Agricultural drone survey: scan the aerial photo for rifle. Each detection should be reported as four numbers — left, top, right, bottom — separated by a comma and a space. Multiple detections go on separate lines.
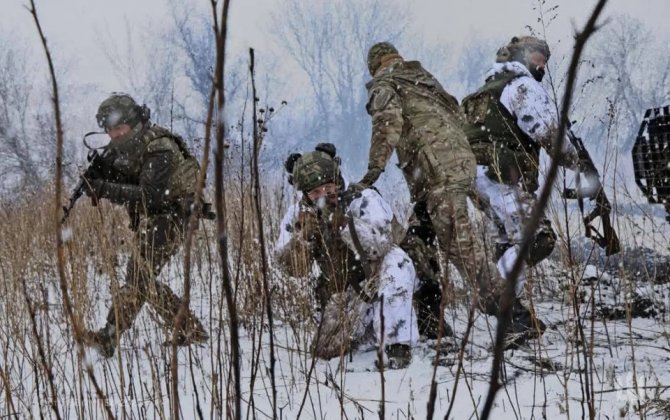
61, 132, 115, 224
563, 128, 621, 255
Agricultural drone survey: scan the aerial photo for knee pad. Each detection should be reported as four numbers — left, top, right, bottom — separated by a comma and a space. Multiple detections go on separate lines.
525, 228, 556, 266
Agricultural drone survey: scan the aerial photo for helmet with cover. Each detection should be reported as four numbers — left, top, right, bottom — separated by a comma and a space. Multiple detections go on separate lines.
367, 41, 399, 76
96, 93, 150, 130
286, 143, 342, 193
496, 36, 550, 81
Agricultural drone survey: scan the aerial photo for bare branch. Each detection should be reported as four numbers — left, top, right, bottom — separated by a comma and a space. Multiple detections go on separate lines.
479, 1, 609, 419
249, 47, 278, 419
27, 0, 115, 419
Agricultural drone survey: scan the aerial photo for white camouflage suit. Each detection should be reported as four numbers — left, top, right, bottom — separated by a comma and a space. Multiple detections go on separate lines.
474, 61, 579, 294
275, 188, 419, 359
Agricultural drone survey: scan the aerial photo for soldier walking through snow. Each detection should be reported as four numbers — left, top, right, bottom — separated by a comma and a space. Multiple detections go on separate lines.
81, 93, 209, 357
461, 36, 598, 339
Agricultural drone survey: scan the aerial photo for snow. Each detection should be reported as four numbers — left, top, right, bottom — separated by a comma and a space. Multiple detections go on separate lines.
60, 226, 73, 242
2, 209, 669, 419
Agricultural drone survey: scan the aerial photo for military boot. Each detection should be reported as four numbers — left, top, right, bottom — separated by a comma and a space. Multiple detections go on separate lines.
505, 299, 546, 349
415, 280, 453, 339
417, 308, 454, 339
82, 325, 117, 358
384, 343, 412, 369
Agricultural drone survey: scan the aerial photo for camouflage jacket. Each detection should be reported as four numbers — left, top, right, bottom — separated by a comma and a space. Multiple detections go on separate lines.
96, 123, 199, 221
362, 59, 475, 200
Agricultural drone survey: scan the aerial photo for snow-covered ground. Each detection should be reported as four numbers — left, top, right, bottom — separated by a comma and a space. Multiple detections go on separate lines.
1, 208, 669, 419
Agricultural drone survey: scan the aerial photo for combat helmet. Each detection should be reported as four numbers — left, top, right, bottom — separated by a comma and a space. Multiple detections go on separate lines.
496, 36, 550, 81
96, 92, 151, 130
285, 143, 342, 193
367, 42, 399, 76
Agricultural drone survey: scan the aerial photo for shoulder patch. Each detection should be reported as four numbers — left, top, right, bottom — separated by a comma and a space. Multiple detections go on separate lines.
367, 85, 396, 114
373, 87, 393, 111
146, 136, 179, 154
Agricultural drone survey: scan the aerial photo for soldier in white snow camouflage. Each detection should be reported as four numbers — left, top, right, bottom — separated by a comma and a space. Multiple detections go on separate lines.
275, 143, 419, 369
462, 36, 593, 342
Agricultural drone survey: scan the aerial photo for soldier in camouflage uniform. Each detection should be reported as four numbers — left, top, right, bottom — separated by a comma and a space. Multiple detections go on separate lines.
352, 42, 504, 334
276, 143, 419, 369
461, 36, 590, 338
82, 93, 209, 357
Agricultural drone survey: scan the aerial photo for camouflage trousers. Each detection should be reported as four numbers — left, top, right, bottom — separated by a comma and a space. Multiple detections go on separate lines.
105, 213, 205, 340
475, 166, 556, 295
313, 247, 419, 359
399, 201, 442, 334
403, 144, 503, 315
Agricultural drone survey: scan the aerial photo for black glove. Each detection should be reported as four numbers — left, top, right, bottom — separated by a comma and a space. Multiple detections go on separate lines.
338, 183, 365, 208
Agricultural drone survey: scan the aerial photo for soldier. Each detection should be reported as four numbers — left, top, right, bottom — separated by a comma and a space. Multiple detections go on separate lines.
351, 42, 535, 341
461, 36, 593, 332
82, 93, 209, 357
276, 143, 419, 369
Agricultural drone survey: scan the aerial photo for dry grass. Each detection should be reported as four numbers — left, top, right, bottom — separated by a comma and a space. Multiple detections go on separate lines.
1, 177, 669, 418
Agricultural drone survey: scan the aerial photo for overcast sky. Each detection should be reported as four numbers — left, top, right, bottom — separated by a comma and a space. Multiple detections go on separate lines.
3, 0, 668, 94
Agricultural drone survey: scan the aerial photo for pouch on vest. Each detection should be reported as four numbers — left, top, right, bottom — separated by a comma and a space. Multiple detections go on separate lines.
485, 145, 537, 188
463, 93, 495, 165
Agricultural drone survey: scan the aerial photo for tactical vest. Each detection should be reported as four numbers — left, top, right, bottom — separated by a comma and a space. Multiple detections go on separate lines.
146, 126, 200, 205
462, 72, 541, 192
105, 124, 200, 212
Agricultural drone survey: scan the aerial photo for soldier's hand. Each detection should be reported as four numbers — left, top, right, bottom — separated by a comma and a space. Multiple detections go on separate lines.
338, 183, 365, 208
579, 167, 602, 198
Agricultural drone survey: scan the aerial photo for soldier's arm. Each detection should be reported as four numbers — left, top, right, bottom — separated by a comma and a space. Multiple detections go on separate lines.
502, 77, 579, 169
359, 84, 403, 187
275, 203, 316, 277
342, 189, 395, 260
96, 137, 178, 212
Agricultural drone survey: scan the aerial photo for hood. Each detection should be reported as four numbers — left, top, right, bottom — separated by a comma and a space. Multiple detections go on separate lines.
485, 61, 532, 79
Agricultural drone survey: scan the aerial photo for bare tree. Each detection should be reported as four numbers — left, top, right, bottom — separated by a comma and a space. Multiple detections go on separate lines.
584, 15, 670, 152
272, 0, 409, 173
0, 34, 76, 197
449, 37, 501, 100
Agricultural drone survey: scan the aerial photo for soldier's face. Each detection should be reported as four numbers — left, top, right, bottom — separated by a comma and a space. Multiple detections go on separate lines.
527, 51, 547, 69
107, 124, 132, 142
307, 183, 339, 208
527, 51, 547, 82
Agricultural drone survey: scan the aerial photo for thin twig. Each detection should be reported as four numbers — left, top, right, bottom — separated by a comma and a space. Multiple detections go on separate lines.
426, 226, 453, 419
210, 1, 241, 419
27, 1, 115, 418
444, 300, 478, 420
377, 297, 385, 420
479, 1, 609, 418
249, 47, 278, 419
